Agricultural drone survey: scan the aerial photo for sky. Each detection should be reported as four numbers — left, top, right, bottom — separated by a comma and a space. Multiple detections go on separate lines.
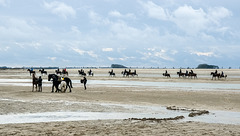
0, 0, 240, 68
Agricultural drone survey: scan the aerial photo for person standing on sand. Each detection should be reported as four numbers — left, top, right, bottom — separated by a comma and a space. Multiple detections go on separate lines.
38, 76, 42, 92
81, 77, 87, 90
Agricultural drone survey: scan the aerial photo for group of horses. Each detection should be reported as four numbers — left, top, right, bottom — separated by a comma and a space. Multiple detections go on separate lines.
78, 69, 94, 76
176, 71, 197, 79
29, 68, 228, 93
29, 69, 73, 93
210, 72, 227, 80
162, 70, 227, 80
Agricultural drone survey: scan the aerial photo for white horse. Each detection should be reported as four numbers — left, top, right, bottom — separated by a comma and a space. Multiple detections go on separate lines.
59, 80, 67, 92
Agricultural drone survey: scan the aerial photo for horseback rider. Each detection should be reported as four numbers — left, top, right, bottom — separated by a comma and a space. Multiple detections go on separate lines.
215, 70, 218, 74
89, 69, 92, 74
190, 70, 193, 74
180, 69, 182, 74
165, 70, 168, 74
221, 71, 224, 77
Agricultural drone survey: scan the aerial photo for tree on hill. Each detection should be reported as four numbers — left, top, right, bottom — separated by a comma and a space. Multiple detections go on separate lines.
111, 64, 127, 68
196, 64, 219, 69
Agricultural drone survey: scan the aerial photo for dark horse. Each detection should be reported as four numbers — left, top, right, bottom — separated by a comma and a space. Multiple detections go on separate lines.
163, 73, 171, 78
122, 70, 138, 77
210, 72, 227, 80
186, 72, 197, 79
78, 70, 86, 76
88, 70, 94, 76
48, 74, 73, 93
210, 72, 220, 80
32, 73, 39, 92
39, 69, 47, 75
27, 69, 35, 76
109, 71, 116, 77
55, 69, 62, 75
177, 72, 185, 78
62, 70, 68, 76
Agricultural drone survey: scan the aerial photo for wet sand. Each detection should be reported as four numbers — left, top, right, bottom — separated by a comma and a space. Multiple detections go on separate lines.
0, 69, 240, 135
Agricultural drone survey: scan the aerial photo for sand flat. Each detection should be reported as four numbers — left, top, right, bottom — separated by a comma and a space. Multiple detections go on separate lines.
0, 69, 240, 135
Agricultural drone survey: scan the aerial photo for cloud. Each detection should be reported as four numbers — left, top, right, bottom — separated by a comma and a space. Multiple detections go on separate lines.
171, 5, 208, 34
72, 48, 98, 58
47, 57, 56, 61
139, 48, 174, 61
107, 56, 135, 61
43, 1, 76, 19
208, 7, 232, 25
108, 10, 136, 19
140, 1, 169, 20
102, 48, 113, 52
88, 11, 110, 25
191, 51, 214, 57
0, 17, 52, 40
0, 46, 9, 51
0, 0, 7, 6
140, 2, 232, 35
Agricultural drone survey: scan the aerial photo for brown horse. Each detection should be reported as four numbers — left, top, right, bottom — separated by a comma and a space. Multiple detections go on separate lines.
32, 73, 39, 92
62, 69, 68, 76
177, 72, 185, 78
39, 69, 47, 75
187, 73, 197, 79
27, 69, 35, 76
55, 69, 62, 75
210, 72, 220, 80
163, 73, 171, 78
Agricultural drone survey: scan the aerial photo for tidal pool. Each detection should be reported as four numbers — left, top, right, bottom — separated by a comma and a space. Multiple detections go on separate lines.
0, 103, 239, 125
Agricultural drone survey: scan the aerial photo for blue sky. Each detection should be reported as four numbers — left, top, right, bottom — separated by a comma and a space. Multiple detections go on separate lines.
0, 0, 240, 68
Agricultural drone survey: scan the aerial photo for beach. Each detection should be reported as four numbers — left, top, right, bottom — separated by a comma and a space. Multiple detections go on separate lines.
0, 68, 240, 135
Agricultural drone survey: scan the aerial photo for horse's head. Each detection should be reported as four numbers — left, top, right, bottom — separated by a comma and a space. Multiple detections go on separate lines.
210, 72, 214, 75
48, 74, 54, 81
27, 69, 30, 71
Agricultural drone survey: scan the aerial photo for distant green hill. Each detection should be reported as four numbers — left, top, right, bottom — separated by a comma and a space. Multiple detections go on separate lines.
111, 64, 127, 68
196, 64, 219, 69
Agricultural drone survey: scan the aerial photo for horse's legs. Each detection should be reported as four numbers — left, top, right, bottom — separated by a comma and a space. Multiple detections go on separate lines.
35, 84, 37, 91
52, 85, 54, 93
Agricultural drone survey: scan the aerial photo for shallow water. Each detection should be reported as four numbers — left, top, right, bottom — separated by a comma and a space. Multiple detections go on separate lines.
0, 79, 240, 92
0, 103, 239, 125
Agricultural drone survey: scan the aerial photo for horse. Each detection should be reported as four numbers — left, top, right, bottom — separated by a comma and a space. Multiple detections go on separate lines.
220, 74, 227, 79
27, 69, 35, 76
109, 71, 116, 77
39, 69, 47, 75
88, 70, 94, 76
59, 81, 67, 92
78, 70, 86, 76
177, 72, 185, 78
125, 70, 138, 77
32, 73, 38, 92
62, 70, 68, 76
121, 70, 128, 77
210, 72, 220, 80
48, 74, 73, 93
187, 72, 197, 79
55, 69, 62, 75
163, 73, 171, 78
